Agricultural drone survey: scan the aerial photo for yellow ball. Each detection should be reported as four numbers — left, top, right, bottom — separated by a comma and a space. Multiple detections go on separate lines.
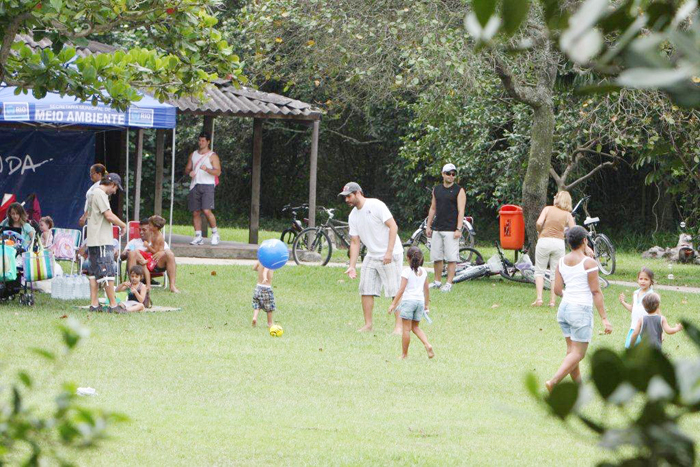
269, 325, 284, 337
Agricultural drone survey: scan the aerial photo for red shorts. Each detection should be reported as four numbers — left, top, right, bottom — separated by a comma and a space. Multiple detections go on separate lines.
139, 251, 158, 272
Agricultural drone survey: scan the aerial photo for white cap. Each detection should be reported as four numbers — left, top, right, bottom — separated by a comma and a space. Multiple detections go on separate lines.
442, 163, 457, 173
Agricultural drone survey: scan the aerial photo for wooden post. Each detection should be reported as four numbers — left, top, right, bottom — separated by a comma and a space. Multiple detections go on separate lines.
133, 129, 144, 221
249, 118, 263, 244
308, 120, 320, 229
154, 129, 165, 216
203, 115, 215, 148
116, 129, 127, 218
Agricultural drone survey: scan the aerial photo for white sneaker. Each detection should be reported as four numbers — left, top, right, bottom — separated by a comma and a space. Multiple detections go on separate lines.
211, 233, 220, 246
190, 236, 204, 245
440, 283, 452, 293
429, 281, 442, 289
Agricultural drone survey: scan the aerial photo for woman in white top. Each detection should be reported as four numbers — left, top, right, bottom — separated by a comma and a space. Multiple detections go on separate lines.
546, 226, 612, 392
388, 246, 434, 359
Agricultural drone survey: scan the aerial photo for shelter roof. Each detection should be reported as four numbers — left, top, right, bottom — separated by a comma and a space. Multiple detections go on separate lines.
16, 34, 322, 122
17, 33, 119, 57
170, 81, 322, 121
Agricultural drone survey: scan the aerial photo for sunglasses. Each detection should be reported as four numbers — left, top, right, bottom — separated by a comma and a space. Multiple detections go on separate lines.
444, 171, 456, 176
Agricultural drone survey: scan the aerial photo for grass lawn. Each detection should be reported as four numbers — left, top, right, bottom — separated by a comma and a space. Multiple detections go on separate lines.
1, 253, 699, 466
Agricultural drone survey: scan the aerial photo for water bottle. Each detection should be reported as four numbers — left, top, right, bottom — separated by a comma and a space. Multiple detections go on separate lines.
71, 275, 79, 300
84, 275, 91, 300
56, 274, 65, 300
64, 274, 73, 300
51, 275, 62, 299
81, 275, 90, 299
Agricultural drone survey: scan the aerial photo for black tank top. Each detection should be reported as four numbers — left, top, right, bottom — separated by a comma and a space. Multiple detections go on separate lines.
433, 183, 462, 231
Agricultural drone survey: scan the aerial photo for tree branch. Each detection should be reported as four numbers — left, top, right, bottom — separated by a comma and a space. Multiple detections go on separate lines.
492, 55, 542, 107
549, 167, 564, 189
325, 128, 383, 145
0, 13, 33, 82
564, 161, 615, 191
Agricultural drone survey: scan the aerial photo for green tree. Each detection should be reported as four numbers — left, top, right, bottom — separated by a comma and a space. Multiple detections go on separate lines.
1, 0, 245, 110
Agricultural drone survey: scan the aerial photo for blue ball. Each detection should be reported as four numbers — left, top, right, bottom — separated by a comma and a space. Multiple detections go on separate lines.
257, 239, 289, 270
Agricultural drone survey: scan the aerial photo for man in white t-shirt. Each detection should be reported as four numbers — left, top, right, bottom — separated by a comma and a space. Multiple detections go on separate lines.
341, 182, 404, 334
79, 163, 107, 227
184, 131, 221, 246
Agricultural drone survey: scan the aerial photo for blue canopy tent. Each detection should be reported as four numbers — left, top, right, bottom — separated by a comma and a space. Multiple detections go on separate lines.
0, 85, 178, 243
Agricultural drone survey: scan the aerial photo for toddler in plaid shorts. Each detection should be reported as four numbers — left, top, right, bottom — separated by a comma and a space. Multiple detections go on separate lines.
252, 261, 276, 328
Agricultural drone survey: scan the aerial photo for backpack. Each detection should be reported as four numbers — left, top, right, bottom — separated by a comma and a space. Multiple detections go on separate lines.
21, 193, 41, 224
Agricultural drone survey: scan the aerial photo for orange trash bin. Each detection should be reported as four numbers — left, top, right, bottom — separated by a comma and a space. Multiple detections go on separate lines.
499, 205, 525, 250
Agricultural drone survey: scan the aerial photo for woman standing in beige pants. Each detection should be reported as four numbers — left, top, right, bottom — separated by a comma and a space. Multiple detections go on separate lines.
532, 191, 575, 307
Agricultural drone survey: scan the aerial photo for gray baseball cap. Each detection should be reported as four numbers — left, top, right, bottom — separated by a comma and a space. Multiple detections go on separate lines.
339, 182, 362, 196
104, 173, 124, 191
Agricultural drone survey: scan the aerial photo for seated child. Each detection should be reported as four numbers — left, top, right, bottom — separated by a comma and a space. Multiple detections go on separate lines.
252, 261, 275, 328
115, 265, 151, 312
629, 292, 683, 349
39, 216, 54, 248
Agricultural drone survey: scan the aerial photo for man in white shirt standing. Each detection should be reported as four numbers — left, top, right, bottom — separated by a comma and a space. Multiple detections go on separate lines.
341, 182, 404, 334
184, 131, 221, 246
79, 163, 107, 227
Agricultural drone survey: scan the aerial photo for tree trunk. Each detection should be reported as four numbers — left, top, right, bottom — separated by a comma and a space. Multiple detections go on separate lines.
522, 103, 555, 255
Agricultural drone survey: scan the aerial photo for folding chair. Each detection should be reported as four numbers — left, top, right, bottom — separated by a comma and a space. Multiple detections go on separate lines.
113, 225, 123, 279
50, 228, 82, 274
125, 220, 168, 289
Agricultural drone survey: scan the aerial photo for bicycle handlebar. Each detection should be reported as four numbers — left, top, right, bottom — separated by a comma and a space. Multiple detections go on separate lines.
282, 203, 310, 213
571, 195, 591, 216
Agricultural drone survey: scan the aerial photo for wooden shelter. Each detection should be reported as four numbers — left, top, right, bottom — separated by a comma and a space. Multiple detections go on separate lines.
169, 82, 323, 243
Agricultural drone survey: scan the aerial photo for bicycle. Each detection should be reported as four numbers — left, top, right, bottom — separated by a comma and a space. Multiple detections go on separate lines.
292, 206, 366, 266
571, 195, 616, 275
279, 204, 308, 245
494, 241, 609, 289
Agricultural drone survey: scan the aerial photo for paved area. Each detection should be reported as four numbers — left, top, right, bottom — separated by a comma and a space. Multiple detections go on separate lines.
608, 280, 700, 294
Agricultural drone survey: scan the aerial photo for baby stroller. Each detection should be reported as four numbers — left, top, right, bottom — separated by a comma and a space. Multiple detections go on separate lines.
0, 228, 35, 306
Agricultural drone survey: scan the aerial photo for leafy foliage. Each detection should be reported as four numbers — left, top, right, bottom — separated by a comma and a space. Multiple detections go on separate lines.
1, 0, 245, 110
468, 0, 700, 107
0, 319, 126, 465
527, 320, 700, 466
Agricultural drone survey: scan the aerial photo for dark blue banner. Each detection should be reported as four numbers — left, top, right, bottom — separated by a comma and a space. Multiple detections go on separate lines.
0, 129, 94, 229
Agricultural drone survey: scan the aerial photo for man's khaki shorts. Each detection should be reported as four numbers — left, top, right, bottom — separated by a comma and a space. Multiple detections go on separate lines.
430, 231, 460, 262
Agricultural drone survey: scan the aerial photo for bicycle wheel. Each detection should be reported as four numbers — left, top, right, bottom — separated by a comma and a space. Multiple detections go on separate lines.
458, 247, 483, 266
598, 275, 610, 289
406, 234, 431, 264
280, 229, 297, 245
459, 231, 475, 249
292, 228, 332, 266
593, 234, 616, 275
